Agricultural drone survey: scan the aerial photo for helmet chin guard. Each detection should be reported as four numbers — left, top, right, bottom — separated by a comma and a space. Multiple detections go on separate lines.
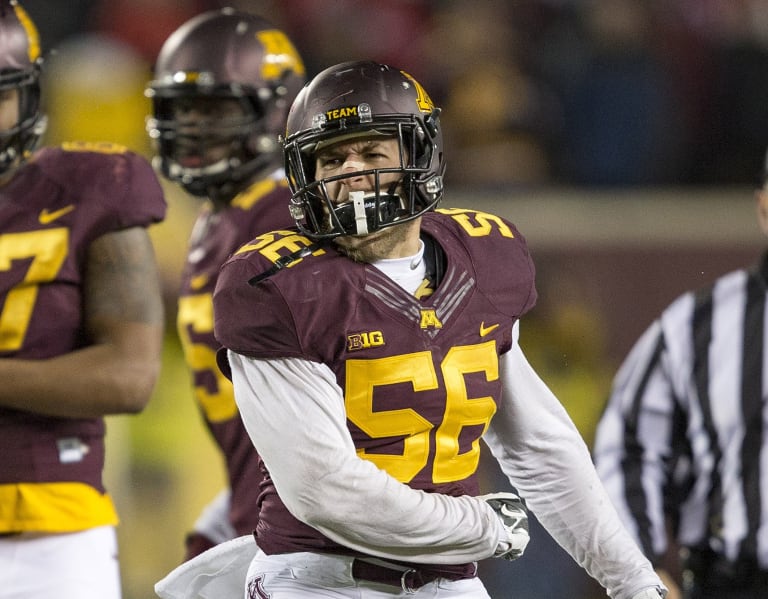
335, 191, 403, 236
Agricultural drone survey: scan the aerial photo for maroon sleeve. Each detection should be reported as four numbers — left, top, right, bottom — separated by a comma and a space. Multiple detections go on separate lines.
213, 255, 304, 361
33, 145, 166, 232
426, 209, 537, 320
101, 150, 167, 229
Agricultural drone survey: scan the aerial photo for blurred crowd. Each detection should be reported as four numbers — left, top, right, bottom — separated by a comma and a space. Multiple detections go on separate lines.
24, 0, 768, 189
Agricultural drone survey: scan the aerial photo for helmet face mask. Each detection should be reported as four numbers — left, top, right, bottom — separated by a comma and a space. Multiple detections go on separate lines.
0, 0, 47, 177
283, 61, 444, 240
148, 91, 266, 194
146, 8, 305, 199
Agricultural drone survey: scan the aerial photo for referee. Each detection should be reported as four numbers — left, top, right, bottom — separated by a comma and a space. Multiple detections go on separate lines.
593, 171, 768, 599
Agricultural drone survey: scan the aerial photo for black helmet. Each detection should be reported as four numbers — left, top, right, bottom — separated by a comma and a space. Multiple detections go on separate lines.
283, 60, 444, 239
146, 8, 305, 198
0, 0, 46, 176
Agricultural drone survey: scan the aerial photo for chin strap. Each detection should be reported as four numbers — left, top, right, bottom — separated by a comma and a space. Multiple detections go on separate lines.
350, 191, 369, 235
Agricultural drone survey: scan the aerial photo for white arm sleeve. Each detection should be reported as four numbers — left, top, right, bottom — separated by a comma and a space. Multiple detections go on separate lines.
228, 350, 504, 564
484, 325, 664, 599
191, 488, 237, 545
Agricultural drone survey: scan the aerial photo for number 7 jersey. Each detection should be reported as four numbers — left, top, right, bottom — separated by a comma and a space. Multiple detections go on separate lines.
213, 208, 537, 554
0, 144, 166, 533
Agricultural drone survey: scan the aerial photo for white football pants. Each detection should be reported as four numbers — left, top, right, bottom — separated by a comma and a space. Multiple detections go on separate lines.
245, 550, 492, 598
0, 525, 121, 599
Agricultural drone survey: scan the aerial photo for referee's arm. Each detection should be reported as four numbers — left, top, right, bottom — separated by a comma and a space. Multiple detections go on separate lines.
594, 319, 683, 593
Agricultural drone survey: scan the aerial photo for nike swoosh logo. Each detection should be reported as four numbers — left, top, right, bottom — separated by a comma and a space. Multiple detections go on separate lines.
39, 204, 75, 224
480, 322, 499, 337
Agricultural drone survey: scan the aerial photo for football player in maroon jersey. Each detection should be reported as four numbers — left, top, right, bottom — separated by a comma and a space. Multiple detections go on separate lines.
0, 1, 166, 598
145, 8, 306, 561
158, 62, 667, 598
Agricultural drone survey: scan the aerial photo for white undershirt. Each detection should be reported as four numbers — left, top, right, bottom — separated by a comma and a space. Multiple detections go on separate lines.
227, 274, 663, 598
370, 238, 425, 295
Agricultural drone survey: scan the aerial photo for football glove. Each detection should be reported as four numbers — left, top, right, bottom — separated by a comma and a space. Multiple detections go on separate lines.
630, 588, 667, 599
478, 492, 529, 561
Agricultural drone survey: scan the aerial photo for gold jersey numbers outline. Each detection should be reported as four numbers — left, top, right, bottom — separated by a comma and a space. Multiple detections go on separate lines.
437, 208, 515, 238
177, 292, 237, 422
0, 228, 69, 351
345, 340, 498, 484
236, 230, 324, 266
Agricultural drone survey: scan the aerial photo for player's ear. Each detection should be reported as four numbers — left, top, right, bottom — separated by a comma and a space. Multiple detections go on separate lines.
755, 186, 768, 235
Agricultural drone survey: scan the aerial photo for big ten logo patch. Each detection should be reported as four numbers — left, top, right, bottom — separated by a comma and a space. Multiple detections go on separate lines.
347, 330, 385, 352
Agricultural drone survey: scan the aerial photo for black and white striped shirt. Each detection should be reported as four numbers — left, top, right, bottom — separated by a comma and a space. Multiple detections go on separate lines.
593, 252, 768, 571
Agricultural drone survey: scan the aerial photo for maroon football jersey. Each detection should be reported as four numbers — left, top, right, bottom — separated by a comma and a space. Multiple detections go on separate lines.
0, 142, 166, 532
176, 175, 295, 537
213, 207, 537, 560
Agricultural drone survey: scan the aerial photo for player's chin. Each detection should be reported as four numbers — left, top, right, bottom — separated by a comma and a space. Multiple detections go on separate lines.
334, 230, 389, 263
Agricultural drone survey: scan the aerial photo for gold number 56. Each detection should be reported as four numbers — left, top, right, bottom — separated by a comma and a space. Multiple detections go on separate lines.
345, 340, 498, 484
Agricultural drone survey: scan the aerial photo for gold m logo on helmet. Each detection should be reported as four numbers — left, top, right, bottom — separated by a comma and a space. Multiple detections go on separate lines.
419, 309, 443, 330
257, 30, 306, 79
347, 330, 385, 351
401, 71, 435, 114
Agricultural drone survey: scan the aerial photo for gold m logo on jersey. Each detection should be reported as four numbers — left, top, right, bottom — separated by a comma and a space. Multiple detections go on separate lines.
348, 330, 385, 351
419, 309, 443, 330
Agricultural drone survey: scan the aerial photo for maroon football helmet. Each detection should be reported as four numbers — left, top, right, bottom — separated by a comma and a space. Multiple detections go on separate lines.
146, 8, 306, 199
283, 61, 444, 239
0, 0, 46, 176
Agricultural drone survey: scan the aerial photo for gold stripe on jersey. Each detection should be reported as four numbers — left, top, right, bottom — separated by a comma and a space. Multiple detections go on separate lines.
60, 141, 129, 154
232, 178, 288, 210
0, 482, 118, 533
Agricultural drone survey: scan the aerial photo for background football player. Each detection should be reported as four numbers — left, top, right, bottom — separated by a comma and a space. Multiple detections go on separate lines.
160, 61, 668, 598
145, 7, 306, 560
0, 1, 166, 598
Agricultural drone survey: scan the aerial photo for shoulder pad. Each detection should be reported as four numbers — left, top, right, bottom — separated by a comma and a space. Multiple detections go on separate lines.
229, 229, 327, 283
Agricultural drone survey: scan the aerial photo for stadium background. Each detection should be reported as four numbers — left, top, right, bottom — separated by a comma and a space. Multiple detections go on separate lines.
18, 1, 768, 597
